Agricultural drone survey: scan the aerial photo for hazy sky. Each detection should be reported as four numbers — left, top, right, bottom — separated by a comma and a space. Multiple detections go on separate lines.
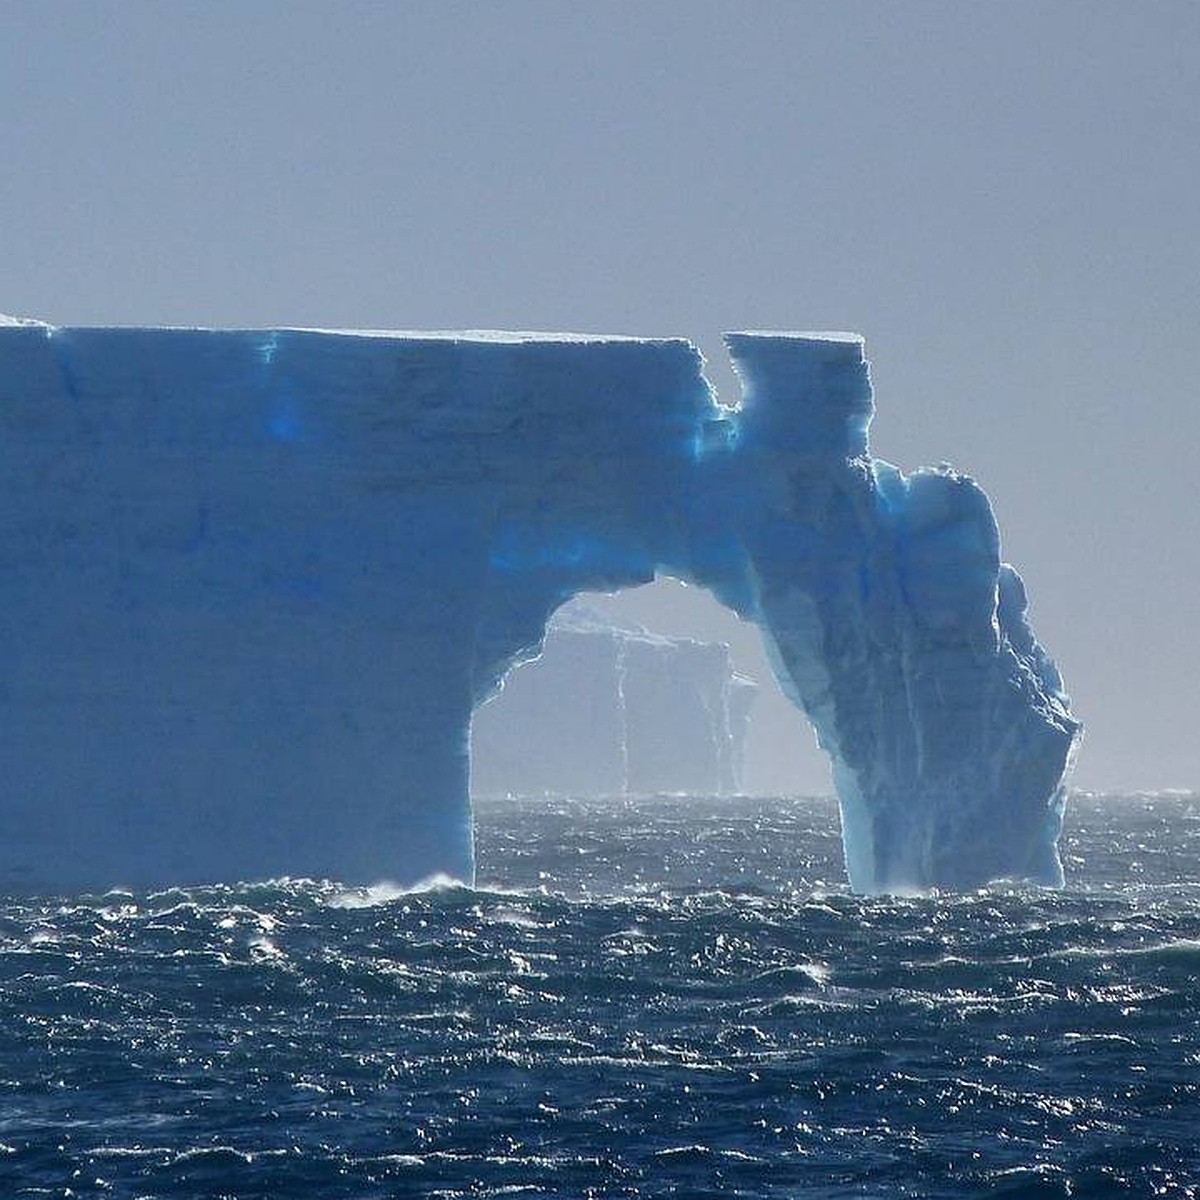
3, 1, 1197, 791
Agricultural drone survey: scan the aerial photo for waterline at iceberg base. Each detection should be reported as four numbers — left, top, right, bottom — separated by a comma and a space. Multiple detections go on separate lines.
0, 323, 1080, 894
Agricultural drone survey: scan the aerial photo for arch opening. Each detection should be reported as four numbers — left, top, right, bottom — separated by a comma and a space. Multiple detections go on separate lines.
469, 575, 828, 802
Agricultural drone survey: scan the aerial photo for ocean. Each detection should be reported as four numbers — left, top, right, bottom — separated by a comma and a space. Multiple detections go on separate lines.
1, 792, 1197, 1199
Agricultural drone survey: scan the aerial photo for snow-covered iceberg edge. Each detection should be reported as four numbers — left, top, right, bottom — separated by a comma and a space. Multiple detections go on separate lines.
0, 324, 1079, 893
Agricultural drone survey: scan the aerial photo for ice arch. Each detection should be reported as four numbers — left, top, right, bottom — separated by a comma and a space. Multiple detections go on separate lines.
471, 578, 826, 800
0, 323, 1080, 894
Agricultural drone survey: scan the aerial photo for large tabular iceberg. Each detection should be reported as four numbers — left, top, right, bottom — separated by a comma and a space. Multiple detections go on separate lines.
0, 322, 1080, 894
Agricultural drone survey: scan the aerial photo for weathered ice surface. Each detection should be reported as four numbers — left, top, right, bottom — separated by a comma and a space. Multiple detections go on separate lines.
0, 322, 1080, 893
470, 601, 757, 798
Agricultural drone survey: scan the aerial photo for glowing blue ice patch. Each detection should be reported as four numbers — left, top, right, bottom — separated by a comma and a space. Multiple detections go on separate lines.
268, 407, 303, 442
266, 388, 313, 444
694, 416, 739, 459
489, 525, 646, 576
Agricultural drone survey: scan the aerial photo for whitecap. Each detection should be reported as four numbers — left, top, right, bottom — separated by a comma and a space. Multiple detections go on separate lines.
327, 873, 465, 908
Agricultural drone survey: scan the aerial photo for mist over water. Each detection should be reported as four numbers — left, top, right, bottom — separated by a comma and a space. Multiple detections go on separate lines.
1, 793, 1197, 1198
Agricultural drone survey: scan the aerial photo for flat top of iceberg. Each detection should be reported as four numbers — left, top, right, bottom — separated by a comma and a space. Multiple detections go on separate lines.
0, 321, 870, 351
0, 320, 694, 348
274, 328, 689, 346
725, 330, 865, 345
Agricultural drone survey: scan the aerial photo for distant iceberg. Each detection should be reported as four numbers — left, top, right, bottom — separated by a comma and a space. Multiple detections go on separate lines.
471, 600, 757, 798
0, 323, 1080, 894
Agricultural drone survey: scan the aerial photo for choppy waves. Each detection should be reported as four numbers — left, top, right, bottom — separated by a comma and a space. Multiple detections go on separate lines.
1, 793, 1198, 1198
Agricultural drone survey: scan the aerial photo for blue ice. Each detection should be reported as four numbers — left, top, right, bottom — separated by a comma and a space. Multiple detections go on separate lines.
0, 321, 1080, 894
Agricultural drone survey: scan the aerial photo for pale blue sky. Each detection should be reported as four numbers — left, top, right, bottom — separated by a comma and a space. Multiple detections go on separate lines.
3, 1, 1197, 790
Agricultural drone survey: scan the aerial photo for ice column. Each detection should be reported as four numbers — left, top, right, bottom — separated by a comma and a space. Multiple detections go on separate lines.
721, 333, 1080, 891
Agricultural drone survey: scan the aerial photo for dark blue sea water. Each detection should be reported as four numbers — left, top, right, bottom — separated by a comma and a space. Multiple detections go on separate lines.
2, 792, 1198, 1199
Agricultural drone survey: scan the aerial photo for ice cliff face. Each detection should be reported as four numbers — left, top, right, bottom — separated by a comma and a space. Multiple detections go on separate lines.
719, 335, 1079, 892
470, 601, 757, 798
0, 323, 1079, 893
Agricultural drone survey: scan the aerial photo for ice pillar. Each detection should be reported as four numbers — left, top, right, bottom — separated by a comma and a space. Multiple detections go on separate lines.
722, 333, 1080, 891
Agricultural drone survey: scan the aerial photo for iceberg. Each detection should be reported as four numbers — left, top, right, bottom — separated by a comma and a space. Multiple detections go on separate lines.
0, 321, 1080, 893
470, 600, 758, 798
